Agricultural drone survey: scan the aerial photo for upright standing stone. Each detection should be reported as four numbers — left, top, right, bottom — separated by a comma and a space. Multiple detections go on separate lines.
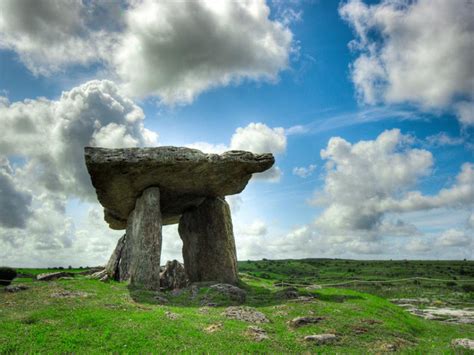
125, 187, 162, 290
178, 197, 238, 285
106, 234, 126, 281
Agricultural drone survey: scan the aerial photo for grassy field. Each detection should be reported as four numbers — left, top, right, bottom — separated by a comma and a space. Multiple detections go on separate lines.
1, 259, 473, 353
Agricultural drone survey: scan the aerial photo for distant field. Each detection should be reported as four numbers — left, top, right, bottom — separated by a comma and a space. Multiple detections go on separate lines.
239, 259, 474, 303
1, 259, 473, 353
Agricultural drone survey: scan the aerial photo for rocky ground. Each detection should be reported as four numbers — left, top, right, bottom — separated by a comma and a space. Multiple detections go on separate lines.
1, 260, 472, 353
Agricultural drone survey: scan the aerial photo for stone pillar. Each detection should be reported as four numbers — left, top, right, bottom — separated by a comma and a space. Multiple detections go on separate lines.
125, 187, 162, 290
178, 197, 238, 285
106, 233, 126, 281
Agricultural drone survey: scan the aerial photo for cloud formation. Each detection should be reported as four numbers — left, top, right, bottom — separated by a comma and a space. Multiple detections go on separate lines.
0, 0, 121, 76
115, 0, 293, 104
0, 0, 294, 104
340, 0, 474, 126
0, 158, 32, 228
293, 164, 316, 178
313, 129, 473, 240
0, 80, 157, 261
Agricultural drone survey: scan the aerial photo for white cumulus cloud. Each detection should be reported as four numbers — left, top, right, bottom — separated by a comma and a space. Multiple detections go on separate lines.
340, 0, 474, 126
0, 0, 294, 105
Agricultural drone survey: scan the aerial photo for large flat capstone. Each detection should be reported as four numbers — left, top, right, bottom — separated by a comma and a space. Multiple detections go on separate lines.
85, 147, 274, 229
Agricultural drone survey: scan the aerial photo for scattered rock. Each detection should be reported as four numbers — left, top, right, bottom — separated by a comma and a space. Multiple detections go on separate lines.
88, 269, 109, 282
154, 294, 169, 304
290, 296, 314, 303
379, 343, 397, 352
160, 260, 188, 290
401, 305, 474, 324
304, 333, 337, 344
246, 326, 269, 342
4, 285, 28, 293
306, 284, 322, 290
37, 272, 74, 281
222, 306, 270, 324
452, 338, 474, 350
51, 290, 89, 298
204, 323, 223, 333
352, 326, 368, 334
390, 298, 430, 305
209, 283, 247, 303
289, 316, 324, 328
198, 307, 211, 314
277, 287, 299, 299
164, 311, 180, 320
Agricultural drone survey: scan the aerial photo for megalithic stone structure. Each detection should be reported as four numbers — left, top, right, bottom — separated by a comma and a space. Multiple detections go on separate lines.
84, 146, 274, 290
179, 197, 238, 284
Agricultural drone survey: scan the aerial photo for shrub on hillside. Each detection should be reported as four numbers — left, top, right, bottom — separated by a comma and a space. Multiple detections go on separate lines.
0, 267, 17, 286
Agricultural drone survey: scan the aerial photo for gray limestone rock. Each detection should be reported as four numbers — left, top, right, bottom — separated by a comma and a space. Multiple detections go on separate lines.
179, 197, 238, 285
304, 334, 338, 344
289, 316, 325, 328
4, 285, 28, 293
36, 272, 74, 281
106, 234, 126, 281
126, 187, 162, 290
84, 147, 274, 229
222, 306, 270, 323
160, 260, 188, 290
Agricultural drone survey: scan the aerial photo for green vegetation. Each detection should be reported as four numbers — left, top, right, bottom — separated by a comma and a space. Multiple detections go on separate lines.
1, 259, 473, 353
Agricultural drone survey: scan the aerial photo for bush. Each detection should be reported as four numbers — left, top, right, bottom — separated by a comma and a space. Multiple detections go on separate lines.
446, 281, 457, 287
461, 284, 474, 293
0, 267, 17, 286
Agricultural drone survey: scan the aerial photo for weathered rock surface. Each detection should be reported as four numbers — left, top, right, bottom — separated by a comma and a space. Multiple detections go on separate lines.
246, 326, 269, 342
452, 338, 474, 350
209, 283, 247, 303
84, 147, 274, 229
289, 316, 325, 328
160, 260, 188, 290
204, 323, 223, 333
4, 285, 28, 293
179, 197, 238, 284
88, 269, 109, 282
126, 187, 162, 290
36, 272, 74, 281
106, 234, 126, 281
304, 334, 338, 344
276, 287, 299, 299
222, 306, 270, 323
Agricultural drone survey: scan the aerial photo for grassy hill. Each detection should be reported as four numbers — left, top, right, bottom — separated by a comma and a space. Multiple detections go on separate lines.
1, 259, 473, 353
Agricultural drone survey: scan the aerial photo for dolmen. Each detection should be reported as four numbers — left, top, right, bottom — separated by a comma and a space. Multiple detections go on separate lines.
84, 147, 274, 290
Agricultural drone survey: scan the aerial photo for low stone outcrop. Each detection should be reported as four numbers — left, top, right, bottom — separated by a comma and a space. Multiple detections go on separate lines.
304, 334, 338, 344
37, 272, 74, 281
222, 306, 270, 323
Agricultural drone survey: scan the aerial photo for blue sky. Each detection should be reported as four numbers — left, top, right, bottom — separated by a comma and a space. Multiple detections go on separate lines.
0, 0, 472, 267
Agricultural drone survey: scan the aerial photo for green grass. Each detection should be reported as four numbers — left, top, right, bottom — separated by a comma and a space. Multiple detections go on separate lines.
1, 259, 473, 353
